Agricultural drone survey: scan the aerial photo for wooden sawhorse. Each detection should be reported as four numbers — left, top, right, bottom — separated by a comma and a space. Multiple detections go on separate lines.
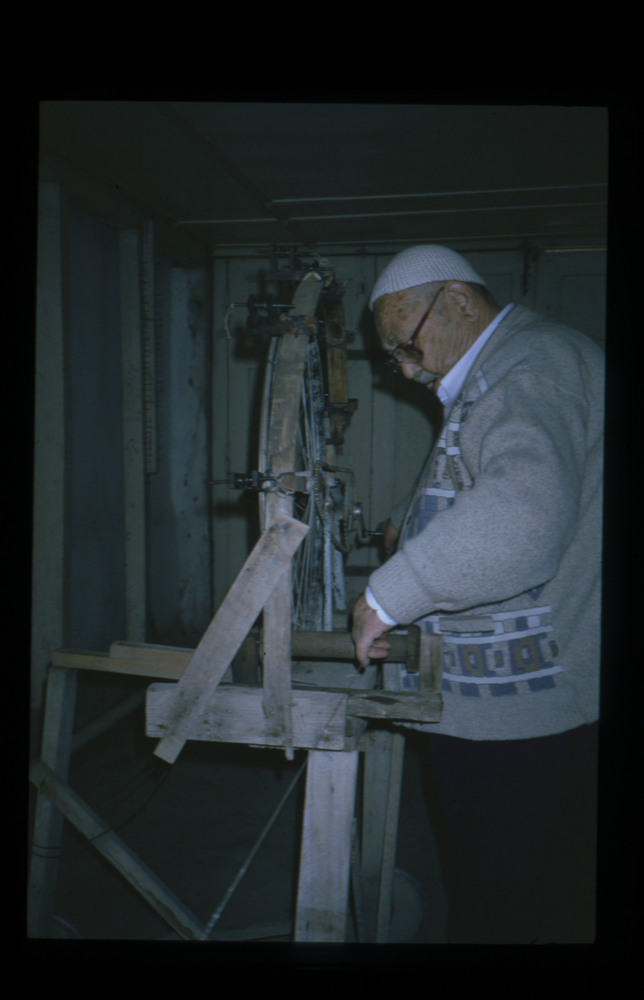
29, 652, 439, 942
28, 514, 442, 941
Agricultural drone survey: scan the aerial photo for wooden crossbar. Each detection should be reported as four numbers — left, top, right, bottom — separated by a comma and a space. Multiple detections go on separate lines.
154, 511, 308, 764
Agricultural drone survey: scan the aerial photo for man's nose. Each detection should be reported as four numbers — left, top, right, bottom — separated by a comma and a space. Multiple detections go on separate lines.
400, 361, 420, 380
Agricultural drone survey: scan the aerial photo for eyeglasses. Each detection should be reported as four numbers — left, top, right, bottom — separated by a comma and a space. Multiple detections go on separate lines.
383, 286, 444, 373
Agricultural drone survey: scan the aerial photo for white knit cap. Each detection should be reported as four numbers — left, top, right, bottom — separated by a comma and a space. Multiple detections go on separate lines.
369, 245, 486, 309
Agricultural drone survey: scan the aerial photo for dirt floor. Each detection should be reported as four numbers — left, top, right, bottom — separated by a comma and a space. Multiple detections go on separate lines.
32, 666, 449, 945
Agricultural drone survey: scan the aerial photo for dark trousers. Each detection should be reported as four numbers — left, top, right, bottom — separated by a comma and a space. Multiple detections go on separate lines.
426, 722, 598, 943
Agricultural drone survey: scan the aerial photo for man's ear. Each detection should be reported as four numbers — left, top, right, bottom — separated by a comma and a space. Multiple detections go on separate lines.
443, 281, 479, 322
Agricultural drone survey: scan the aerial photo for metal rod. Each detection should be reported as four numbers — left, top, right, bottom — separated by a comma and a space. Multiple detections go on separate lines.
201, 757, 307, 940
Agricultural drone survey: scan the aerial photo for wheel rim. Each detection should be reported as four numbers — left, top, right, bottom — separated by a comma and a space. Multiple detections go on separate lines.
259, 337, 328, 631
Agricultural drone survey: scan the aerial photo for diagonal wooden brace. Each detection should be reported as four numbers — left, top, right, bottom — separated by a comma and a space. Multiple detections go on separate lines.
154, 512, 308, 764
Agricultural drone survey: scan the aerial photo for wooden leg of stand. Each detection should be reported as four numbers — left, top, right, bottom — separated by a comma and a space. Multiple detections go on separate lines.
28, 666, 78, 938
294, 749, 359, 942
375, 731, 405, 943
361, 728, 405, 943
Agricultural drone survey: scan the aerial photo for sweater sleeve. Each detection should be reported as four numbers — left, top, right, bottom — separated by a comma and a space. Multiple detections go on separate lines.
368, 364, 590, 624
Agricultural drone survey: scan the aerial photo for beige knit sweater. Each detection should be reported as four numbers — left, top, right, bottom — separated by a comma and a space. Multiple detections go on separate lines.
369, 305, 604, 740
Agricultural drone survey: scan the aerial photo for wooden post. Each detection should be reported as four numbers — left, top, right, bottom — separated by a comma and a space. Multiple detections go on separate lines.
32, 182, 69, 755
154, 512, 308, 764
29, 760, 205, 940
262, 493, 295, 760
119, 229, 147, 643
360, 728, 406, 943
261, 272, 324, 759
28, 666, 78, 937
375, 731, 405, 943
294, 748, 359, 942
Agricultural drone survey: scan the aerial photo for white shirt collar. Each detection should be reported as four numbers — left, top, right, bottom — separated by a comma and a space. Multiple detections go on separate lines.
436, 303, 514, 409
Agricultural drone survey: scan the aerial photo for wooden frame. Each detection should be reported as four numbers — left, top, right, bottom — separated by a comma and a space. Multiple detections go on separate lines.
28, 269, 443, 943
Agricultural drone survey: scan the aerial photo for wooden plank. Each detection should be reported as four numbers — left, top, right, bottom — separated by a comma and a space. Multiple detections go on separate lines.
32, 182, 68, 748
52, 649, 440, 722
263, 330, 309, 478
118, 229, 146, 643
294, 749, 359, 942
262, 493, 295, 760
53, 648, 191, 680
293, 685, 441, 722
110, 640, 233, 682
29, 760, 205, 940
350, 816, 367, 942
360, 729, 393, 942
28, 666, 78, 938
291, 660, 379, 690
110, 639, 195, 662
346, 690, 440, 722
260, 275, 322, 762
290, 270, 324, 317
146, 683, 347, 751
154, 511, 308, 764
375, 731, 405, 943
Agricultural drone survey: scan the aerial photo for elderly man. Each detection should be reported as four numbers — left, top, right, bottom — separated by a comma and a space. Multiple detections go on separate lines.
352, 245, 602, 943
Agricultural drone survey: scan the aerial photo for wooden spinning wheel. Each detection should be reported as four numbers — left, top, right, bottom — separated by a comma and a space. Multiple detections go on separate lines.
259, 270, 350, 759
258, 332, 348, 634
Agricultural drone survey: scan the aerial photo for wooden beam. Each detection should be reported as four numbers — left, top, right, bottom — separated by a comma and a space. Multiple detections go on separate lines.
52, 650, 441, 722
262, 494, 295, 760
29, 760, 205, 940
28, 666, 77, 938
375, 732, 405, 943
53, 648, 191, 680
153, 511, 308, 764
261, 273, 324, 761
119, 229, 147, 642
294, 749, 359, 941
146, 683, 348, 751
32, 182, 69, 746
360, 729, 392, 942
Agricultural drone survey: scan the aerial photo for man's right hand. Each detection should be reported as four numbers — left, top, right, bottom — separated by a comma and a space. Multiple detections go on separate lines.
378, 519, 400, 556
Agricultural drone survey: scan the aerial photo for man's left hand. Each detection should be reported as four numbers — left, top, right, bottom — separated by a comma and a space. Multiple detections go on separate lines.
352, 593, 392, 670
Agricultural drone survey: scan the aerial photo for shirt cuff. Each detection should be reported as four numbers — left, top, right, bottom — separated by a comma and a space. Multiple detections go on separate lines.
365, 585, 398, 626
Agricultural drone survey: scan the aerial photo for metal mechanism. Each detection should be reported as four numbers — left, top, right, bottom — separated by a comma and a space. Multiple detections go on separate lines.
212, 464, 383, 555
211, 471, 275, 490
